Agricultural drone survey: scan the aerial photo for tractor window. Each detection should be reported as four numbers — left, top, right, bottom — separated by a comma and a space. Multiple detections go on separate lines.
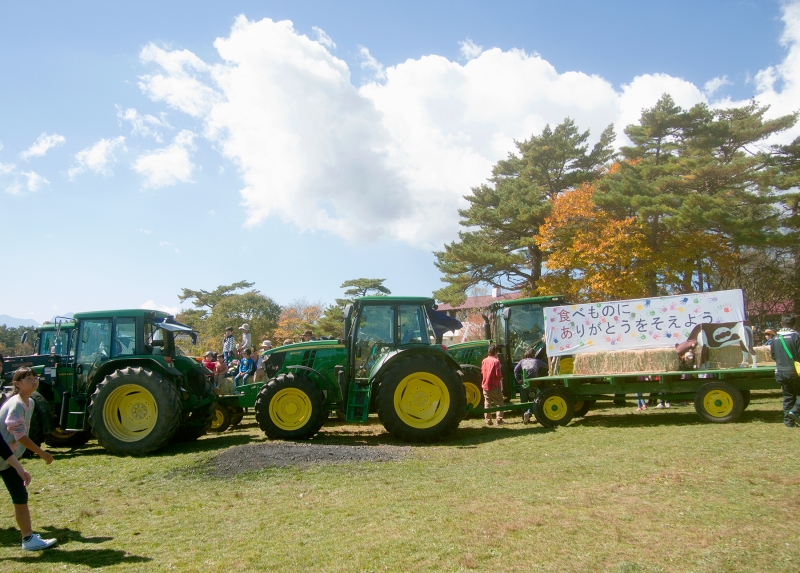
77, 320, 112, 363
398, 306, 424, 345
353, 305, 395, 379
40, 329, 74, 357
508, 306, 545, 362
113, 318, 136, 357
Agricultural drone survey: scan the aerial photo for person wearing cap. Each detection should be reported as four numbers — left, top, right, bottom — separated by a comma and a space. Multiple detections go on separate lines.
222, 327, 236, 364
301, 330, 316, 342
764, 328, 777, 348
238, 324, 252, 354
254, 340, 272, 382
201, 351, 215, 372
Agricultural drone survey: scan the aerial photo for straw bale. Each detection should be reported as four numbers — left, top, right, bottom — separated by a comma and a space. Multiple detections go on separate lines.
705, 345, 775, 368
216, 378, 236, 395
573, 348, 680, 375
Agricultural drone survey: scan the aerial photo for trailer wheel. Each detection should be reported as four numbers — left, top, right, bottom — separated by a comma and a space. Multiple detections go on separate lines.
255, 374, 326, 440
209, 404, 231, 433
573, 399, 595, 418
533, 387, 574, 427
740, 389, 751, 410
45, 428, 91, 448
377, 354, 465, 442
88, 367, 181, 456
230, 406, 245, 427
461, 369, 483, 418
694, 382, 744, 423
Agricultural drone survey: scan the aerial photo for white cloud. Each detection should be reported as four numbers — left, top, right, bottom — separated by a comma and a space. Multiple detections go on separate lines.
312, 26, 336, 49
132, 130, 196, 188
703, 75, 731, 96
20, 133, 65, 160
459, 38, 483, 60
133, 7, 800, 248
68, 136, 127, 179
0, 162, 14, 175
21, 171, 49, 192
141, 300, 179, 315
116, 106, 171, 141
5, 183, 22, 196
139, 228, 153, 234
5, 170, 49, 195
158, 241, 180, 253
358, 46, 386, 81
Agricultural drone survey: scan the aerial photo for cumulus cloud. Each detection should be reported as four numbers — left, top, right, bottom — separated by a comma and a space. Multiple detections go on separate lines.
312, 26, 336, 49
20, 133, 65, 159
117, 106, 171, 141
131, 6, 800, 248
358, 46, 386, 81
703, 75, 731, 96
133, 130, 196, 188
5, 170, 49, 195
68, 136, 127, 179
459, 38, 483, 60
141, 300, 179, 314
0, 162, 14, 175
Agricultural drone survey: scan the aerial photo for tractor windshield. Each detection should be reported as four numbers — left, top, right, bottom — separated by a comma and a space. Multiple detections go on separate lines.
38, 329, 74, 357
353, 305, 395, 379
508, 306, 546, 362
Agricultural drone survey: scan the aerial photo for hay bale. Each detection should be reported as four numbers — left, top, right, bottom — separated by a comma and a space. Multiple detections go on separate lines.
216, 377, 236, 395
706, 345, 775, 368
573, 348, 680, 375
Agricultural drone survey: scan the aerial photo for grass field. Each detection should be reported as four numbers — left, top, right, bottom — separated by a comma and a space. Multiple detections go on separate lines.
0, 393, 798, 573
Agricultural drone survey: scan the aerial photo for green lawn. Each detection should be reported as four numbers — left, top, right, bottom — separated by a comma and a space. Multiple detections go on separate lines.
1, 393, 798, 572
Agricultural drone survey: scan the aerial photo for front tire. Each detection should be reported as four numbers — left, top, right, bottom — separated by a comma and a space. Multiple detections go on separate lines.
376, 354, 465, 442
461, 369, 483, 418
254, 374, 326, 440
694, 382, 743, 423
533, 387, 574, 427
88, 367, 181, 456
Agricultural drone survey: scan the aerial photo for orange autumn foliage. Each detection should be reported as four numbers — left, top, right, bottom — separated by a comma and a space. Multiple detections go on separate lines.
534, 183, 651, 301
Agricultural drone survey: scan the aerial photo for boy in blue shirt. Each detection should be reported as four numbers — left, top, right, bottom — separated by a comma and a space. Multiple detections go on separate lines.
234, 349, 255, 389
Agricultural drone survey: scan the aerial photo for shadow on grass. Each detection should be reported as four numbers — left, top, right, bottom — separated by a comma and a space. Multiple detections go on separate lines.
571, 407, 784, 428
0, 526, 150, 568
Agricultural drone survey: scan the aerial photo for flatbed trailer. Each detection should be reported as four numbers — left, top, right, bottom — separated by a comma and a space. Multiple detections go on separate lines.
470, 365, 779, 426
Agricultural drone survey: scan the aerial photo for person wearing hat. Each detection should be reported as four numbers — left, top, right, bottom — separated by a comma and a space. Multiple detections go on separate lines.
254, 340, 272, 382
764, 329, 777, 348
201, 351, 215, 372
301, 330, 316, 342
238, 324, 252, 354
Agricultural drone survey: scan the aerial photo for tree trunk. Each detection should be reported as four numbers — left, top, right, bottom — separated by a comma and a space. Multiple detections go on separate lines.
528, 244, 543, 290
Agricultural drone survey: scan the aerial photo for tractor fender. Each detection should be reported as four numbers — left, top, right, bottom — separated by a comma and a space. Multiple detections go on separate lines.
284, 365, 338, 395
87, 358, 182, 396
369, 347, 462, 385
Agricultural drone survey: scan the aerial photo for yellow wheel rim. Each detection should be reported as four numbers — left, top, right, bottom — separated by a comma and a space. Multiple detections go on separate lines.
702, 390, 734, 418
51, 427, 77, 439
464, 381, 482, 409
269, 388, 313, 431
102, 384, 158, 442
543, 396, 568, 421
573, 400, 584, 412
210, 406, 226, 430
393, 372, 451, 429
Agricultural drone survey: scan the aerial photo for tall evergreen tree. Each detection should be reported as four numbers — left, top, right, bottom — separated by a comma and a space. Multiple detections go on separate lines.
433, 118, 615, 305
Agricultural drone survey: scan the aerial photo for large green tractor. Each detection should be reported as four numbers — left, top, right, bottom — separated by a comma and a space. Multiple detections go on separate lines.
446, 295, 592, 420
1, 310, 216, 455
252, 296, 467, 442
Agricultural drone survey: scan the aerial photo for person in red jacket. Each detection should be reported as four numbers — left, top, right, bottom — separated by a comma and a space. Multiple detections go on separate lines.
481, 344, 504, 425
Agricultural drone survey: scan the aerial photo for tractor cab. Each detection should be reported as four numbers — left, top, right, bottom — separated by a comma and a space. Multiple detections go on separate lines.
34, 321, 76, 357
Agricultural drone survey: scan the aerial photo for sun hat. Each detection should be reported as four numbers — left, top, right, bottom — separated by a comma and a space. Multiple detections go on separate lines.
239, 324, 250, 330
765, 329, 776, 336
261, 340, 272, 348
204, 351, 213, 357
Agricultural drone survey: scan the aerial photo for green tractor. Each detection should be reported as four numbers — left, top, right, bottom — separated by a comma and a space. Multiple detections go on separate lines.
1, 310, 216, 455
250, 296, 467, 442
447, 295, 591, 420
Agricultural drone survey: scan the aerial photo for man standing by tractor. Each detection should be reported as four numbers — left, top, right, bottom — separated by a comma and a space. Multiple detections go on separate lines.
771, 315, 800, 428
481, 344, 504, 425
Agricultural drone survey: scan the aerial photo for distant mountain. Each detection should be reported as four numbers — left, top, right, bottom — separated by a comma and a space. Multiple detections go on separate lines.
0, 315, 40, 328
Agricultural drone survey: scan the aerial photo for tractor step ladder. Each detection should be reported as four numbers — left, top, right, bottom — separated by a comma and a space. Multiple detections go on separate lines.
345, 380, 371, 423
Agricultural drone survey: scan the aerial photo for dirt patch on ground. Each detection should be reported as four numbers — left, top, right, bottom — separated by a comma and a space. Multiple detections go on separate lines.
208, 442, 412, 476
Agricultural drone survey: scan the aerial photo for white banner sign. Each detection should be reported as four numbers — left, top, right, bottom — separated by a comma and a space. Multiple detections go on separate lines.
544, 289, 746, 357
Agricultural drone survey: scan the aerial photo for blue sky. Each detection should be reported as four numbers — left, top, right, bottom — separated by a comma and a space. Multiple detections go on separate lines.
1, 1, 798, 323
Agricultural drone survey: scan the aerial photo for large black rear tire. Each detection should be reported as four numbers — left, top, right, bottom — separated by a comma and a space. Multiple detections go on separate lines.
376, 354, 465, 442
88, 367, 181, 456
254, 374, 326, 440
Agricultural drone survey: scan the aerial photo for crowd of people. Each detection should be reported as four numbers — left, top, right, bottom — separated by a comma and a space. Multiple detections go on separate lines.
198, 324, 318, 390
